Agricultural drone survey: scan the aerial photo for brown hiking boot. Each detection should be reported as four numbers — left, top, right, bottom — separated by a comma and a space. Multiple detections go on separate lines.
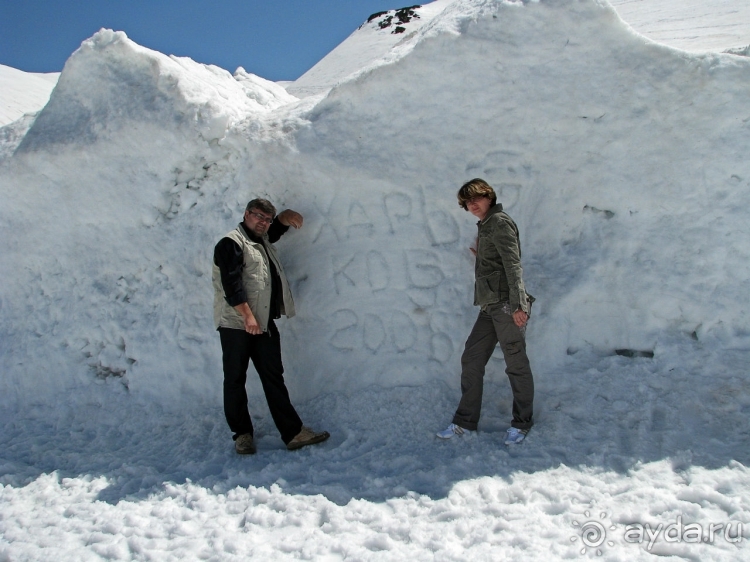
287, 426, 330, 451
235, 433, 256, 455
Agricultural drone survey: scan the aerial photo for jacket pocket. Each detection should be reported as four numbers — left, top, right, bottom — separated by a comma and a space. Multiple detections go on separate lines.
476, 271, 502, 302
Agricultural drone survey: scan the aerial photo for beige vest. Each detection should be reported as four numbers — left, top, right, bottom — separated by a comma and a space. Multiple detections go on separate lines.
212, 225, 295, 331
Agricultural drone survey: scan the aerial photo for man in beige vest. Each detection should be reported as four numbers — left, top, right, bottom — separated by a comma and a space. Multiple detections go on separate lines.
213, 198, 329, 454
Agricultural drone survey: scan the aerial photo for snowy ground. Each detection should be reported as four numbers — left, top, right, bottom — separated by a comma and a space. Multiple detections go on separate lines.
1, 1, 750, 560
2, 356, 749, 560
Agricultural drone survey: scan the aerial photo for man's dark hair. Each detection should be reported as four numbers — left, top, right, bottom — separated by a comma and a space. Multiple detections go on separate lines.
457, 178, 497, 210
245, 198, 276, 217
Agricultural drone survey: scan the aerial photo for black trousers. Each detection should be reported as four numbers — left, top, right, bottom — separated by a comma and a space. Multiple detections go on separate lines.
219, 320, 302, 444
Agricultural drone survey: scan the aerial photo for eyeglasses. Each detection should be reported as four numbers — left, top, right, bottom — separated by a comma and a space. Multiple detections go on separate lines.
248, 211, 274, 224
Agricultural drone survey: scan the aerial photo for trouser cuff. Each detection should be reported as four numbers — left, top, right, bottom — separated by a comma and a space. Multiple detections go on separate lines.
451, 418, 477, 431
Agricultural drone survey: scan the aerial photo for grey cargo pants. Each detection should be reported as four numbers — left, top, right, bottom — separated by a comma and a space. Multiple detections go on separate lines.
452, 302, 534, 431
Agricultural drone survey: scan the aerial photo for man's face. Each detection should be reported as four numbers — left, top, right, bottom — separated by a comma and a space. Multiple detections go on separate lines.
466, 196, 492, 220
243, 207, 274, 236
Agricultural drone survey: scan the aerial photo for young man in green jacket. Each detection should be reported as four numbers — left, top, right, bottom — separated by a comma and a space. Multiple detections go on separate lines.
437, 179, 535, 445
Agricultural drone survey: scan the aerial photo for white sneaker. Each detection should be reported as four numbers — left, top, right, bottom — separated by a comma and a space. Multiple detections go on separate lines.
436, 423, 470, 439
504, 427, 527, 445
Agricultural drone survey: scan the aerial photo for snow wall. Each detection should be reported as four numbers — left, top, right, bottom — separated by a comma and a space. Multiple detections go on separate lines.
1, 0, 749, 412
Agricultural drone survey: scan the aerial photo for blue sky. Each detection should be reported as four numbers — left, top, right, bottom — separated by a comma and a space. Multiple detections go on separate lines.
0, 0, 402, 81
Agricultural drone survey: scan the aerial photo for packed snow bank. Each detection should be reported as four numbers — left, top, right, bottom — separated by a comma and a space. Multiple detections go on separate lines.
288, 0, 750, 385
1, 0, 749, 414
0, 30, 302, 410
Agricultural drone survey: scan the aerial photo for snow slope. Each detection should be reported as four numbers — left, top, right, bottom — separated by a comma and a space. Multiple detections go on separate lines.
1, 1, 750, 560
287, 0, 750, 98
610, 0, 750, 53
0, 64, 58, 126
287, 1, 456, 97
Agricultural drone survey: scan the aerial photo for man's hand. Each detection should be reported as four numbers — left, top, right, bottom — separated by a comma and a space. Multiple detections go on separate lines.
243, 314, 262, 335
234, 303, 262, 335
277, 209, 304, 229
512, 309, 528, 328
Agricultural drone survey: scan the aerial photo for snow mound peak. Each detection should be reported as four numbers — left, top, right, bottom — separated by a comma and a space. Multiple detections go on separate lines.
233, 67, 298, 109
17, 29, 297, 153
